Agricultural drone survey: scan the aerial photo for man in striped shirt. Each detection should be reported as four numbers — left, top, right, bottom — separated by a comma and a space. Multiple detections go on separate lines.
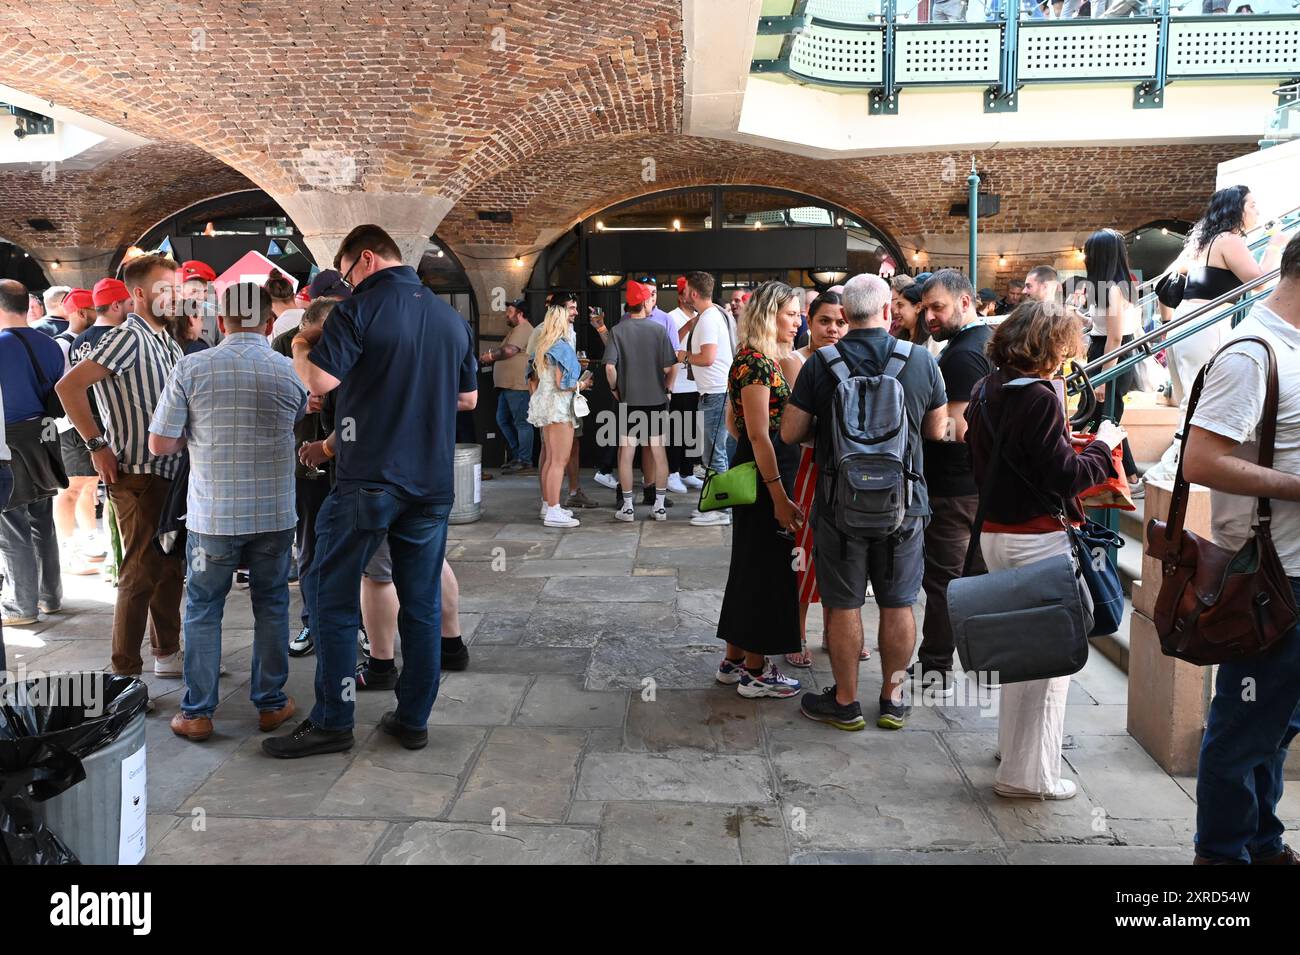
57, 253, 186, 677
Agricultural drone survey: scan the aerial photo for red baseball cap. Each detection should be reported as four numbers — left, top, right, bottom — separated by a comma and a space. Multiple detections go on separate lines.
92, 278, 130, 307
180, 260, 217, 283
675, 276, 687, 295
63, 288, 94, 311
625, 280, 653, 308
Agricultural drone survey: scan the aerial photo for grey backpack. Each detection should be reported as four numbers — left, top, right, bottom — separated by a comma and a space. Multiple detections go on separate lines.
818, 340, 915, 540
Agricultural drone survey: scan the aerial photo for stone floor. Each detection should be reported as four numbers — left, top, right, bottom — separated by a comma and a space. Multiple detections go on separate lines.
6, 470, 1295, 865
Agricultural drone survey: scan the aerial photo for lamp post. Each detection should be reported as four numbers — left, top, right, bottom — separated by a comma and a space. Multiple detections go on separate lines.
967, 157, 979, 283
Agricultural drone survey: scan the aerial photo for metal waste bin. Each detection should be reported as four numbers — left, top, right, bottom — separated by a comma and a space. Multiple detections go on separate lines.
41, 708, 147, 865
0, 673, 150, 865
450, 443, 482, 524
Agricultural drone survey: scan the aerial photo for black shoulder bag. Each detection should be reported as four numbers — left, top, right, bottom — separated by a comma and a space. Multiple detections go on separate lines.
946, 378, 1094, 684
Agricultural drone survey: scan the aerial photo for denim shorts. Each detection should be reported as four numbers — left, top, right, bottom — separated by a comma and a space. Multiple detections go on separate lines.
362, 538, 392, 582
813, 513, 926, 609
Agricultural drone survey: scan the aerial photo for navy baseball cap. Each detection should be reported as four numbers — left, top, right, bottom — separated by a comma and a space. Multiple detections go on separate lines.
308, 268, 351, 300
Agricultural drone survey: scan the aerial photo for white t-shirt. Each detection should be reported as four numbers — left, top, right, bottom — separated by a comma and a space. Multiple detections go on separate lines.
1089, 287, 1140, 339
1190, 302, 1300, 576
271, 308, 305, 340
689, 305, 733, 395
668, 307, 697, 395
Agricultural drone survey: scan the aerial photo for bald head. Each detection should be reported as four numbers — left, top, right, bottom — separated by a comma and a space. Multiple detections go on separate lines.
0, 279, 31, 326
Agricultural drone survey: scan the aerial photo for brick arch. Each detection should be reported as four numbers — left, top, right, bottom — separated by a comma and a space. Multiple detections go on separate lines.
0, 1, 685, 201
437, 137, 1252, 251
0, 143, 256, 254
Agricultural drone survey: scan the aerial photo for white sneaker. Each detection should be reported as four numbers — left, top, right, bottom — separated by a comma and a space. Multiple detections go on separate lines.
993, 779, 1077, 801
666, 474, 688, 494
594, 471, 617, 489
543, 506, 580, 528
540, 503, 573, 519
693, 465, 707, 481
652, 506, 668, 521
614, 503, 636, 522
690, 510, 731, 526
61, 554, 99, 576
77, 532, 107, 560
683, 474, 704, 489
156, 651, 229, 677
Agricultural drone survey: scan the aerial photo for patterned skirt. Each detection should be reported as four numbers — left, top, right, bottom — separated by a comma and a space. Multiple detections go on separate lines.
793, 447, 820, 605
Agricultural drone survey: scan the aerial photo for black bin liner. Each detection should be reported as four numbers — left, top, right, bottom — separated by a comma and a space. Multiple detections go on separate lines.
0, 674, 148, 865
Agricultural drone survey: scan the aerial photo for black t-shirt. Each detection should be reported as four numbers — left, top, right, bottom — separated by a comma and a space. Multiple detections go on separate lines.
924, 322, 994, 498
70, 324, 117, 430
788, 326, 946, 518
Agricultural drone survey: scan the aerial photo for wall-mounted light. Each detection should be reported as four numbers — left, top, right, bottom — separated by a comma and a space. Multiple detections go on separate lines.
836, 216, 844, 227
51, 260, 60, 269
595, 221, 605, 231
754, 221, 762, 230
436, 249, 445, 257
514, 256, 524, 267
810, 269, 848, 287
998, 255, 1007, 267
912, 251, 922, 262
588, 273, 624, 288
672, 219, 681, 231
1160, 227, 1168, 236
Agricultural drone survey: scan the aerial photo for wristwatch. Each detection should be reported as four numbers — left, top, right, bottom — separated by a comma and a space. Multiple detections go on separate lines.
85, 436, 109, 453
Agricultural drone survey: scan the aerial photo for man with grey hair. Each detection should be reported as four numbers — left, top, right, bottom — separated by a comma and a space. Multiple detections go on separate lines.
782, 273, 947, 731
914, 269, 994, 697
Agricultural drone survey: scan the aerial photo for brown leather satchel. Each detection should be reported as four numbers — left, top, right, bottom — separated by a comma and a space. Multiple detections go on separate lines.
1145, 335, 1299, 666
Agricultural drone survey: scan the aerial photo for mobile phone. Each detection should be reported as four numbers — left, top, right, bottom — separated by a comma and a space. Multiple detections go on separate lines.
578, 369, 593, 386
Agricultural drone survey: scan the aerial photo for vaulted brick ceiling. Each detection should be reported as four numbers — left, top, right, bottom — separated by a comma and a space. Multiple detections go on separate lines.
0, 1, 1254, 259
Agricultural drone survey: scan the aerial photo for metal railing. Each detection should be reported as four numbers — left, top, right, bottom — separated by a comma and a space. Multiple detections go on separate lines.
753, 2, 1300, 110
1261, 80, 1300, 146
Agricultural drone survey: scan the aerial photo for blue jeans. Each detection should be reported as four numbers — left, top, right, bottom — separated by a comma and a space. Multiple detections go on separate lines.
305, 485, 451, 731
0, 495, 61, 619
496, 389, 534, 464
182, 528, 294, 718
698, 392, 732, 474
1195, 577, 1300, 862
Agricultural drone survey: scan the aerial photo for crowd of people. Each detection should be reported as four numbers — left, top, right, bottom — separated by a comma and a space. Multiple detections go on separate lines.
921, 0, 1255, 20
1, 196, 1297, 864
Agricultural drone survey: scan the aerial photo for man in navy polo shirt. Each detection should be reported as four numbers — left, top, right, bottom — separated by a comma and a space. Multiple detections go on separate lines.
265, 225, 477, 758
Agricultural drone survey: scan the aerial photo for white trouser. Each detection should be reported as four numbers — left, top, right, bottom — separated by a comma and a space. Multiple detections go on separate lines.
1148, 298, 1229, 483
980, 530, 1072, 794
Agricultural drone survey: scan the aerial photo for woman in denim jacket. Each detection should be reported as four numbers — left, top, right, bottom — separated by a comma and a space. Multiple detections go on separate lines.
528, 304, 589, 527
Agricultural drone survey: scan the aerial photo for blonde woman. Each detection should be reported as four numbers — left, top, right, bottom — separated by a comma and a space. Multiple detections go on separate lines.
528, 304, 588, 528
714, 280, 806, 698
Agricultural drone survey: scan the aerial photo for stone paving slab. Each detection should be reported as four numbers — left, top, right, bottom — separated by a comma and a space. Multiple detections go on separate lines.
541, 576, 678, 603
316, 725, 486, 819
448, 727, 587, 824
576, 751, 775, 804
148, 816, 391, 865
513, 675, 628, 727
624, 690, 763, 753
596, 802, 788, 865
379, 821, 597, 864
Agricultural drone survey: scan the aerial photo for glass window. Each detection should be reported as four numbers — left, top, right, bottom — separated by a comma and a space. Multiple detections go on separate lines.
722, 191, 835, 229
590, 190, 712, 233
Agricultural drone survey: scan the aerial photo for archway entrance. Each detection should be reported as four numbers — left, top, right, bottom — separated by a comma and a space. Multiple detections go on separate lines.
525, 185, 903, 468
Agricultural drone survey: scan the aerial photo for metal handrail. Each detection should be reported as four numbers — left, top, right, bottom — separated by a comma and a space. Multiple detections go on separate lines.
1066, 266, 1281, 426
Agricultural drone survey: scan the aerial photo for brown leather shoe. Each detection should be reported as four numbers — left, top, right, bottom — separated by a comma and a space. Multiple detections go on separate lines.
1252, 844, 1299, 865
170, 712, 213, 741
258, 697, 296, 732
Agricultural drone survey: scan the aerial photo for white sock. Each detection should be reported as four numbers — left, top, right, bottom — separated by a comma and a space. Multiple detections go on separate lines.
654, 488, 665, 509
621, 491, 633, 509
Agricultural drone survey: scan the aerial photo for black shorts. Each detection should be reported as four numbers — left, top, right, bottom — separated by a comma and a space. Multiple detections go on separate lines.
813, 513, 926, 610
619, 402, 669, 441
59, 429, 96, 478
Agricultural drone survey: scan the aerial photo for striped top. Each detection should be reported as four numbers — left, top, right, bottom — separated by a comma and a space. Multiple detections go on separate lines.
87, 313, 185, 480
150, 332, 306, 536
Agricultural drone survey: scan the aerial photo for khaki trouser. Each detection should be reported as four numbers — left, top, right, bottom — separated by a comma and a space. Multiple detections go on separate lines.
107, 472, 183, 674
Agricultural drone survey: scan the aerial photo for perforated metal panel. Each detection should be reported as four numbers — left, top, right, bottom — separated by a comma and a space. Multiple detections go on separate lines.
895, 26, 1001, 84
1017, 22, 1158, 79
789, 24, 884, 84
1167, 20, 1300, 77
807, 0, 882, 26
